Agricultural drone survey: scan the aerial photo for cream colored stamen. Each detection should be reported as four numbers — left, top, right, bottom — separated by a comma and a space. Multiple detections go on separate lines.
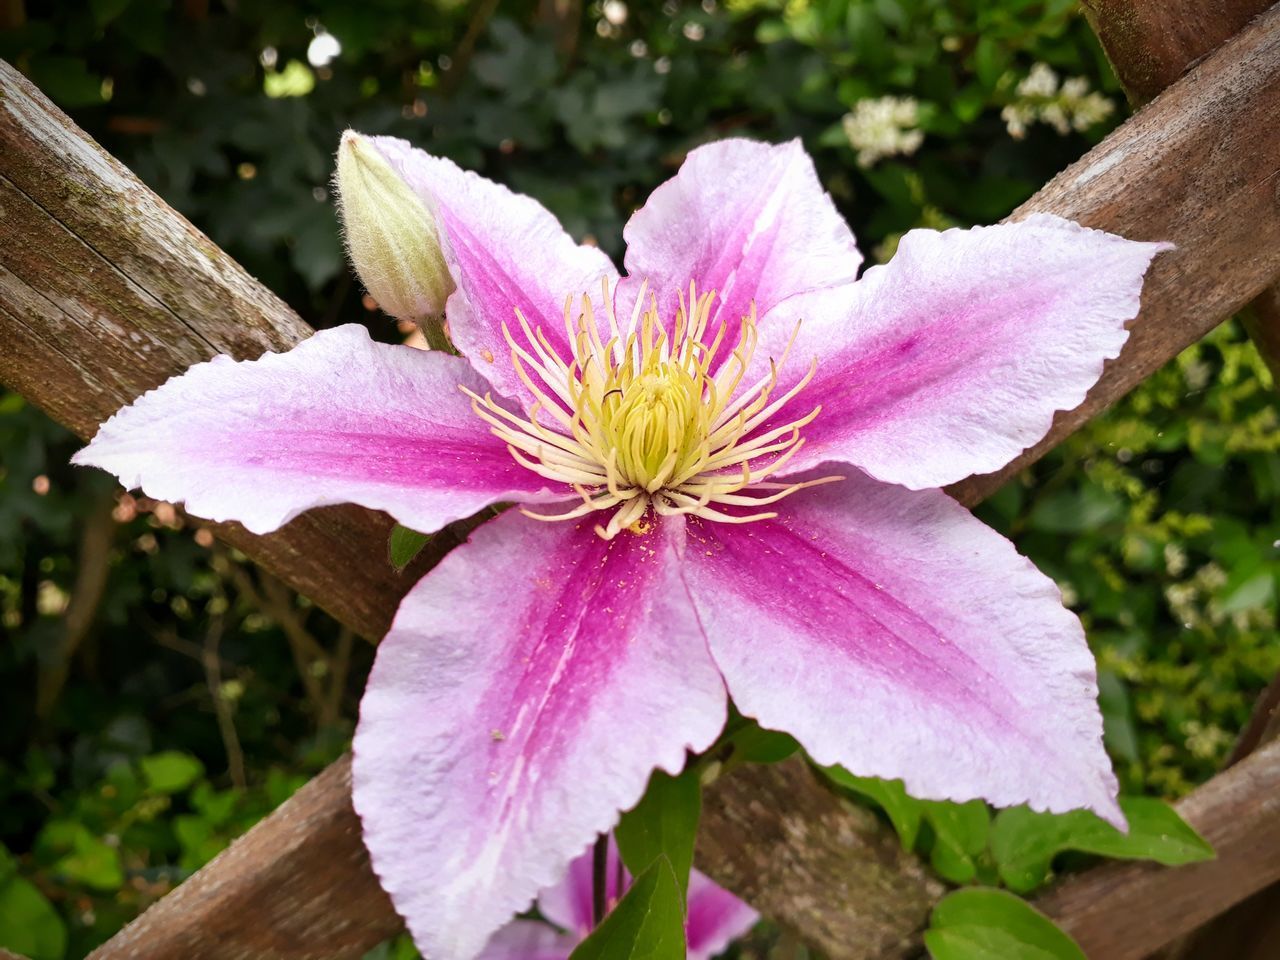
462, 279, 842, 539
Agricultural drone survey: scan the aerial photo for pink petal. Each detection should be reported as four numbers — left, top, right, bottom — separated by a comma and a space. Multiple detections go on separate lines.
367, 136, 618, 400
72, 325, 564, 535
619, 138, 861, 368
679, 472, 1122, 825
776, 215, 1170, 488
475, 921, 577, 960
353, 511, 727, 960
685, 870, 758, 960
536, 836, 628, 937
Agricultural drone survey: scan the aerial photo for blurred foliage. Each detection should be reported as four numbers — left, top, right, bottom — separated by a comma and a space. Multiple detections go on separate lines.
0, 0, 1276, 957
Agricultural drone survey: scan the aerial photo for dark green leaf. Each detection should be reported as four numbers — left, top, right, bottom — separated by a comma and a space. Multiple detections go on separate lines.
617, 768, 701, 898
721, 722, 800, 767
388, 525, 431, 572
923, 800, 990, 884
568, 857, 686, 960
990, 797, 1214, 893
924, 888, 1085, 960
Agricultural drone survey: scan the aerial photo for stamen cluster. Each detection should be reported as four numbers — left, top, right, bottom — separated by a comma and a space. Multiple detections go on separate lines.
464, 280, 839, 539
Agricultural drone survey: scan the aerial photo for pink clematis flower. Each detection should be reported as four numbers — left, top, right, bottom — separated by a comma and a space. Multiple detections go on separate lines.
478, 836, 757, 960
75, 135, 1169, 960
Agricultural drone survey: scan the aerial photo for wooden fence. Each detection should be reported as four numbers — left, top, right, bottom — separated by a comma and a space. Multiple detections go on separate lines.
2, 1, 1278, 958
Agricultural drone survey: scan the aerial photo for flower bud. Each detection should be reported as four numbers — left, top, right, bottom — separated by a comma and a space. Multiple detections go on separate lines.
335, 131, 454, 325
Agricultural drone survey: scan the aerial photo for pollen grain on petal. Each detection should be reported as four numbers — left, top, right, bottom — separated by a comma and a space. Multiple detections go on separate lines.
468, 279, 840, 538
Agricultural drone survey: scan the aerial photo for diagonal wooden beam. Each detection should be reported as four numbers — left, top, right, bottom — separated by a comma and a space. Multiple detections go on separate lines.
3, 2, 1280, 952
0, 67, 447, 639
1035, 738, 1280, 960
1081, 0, 1275, 104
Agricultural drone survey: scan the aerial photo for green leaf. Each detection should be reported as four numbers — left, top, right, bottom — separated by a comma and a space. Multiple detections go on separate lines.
922, 800, 991, 884
990, 797, 1214, 894
1028, 485, 1123, 534
721, 721, 800, 767
54, 830, 123, 892
28, 56, 105, 108
924, 888, 1085, 960
0, 858, 68, 960
568, 857, 686, 960
140, 751, 204, 794
263, 60, 316, 98
821, 767, 924, 850
388, 525, 431, 572
616, 767, 701, 898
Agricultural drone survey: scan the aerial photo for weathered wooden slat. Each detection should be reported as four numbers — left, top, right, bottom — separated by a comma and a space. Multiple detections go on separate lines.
0, 79, 441, 640
1036, 738, 1280, 960
1081, 0, 1275, 104
697, 759, 945, 958
1243, 285, 1280, 386
3, 2, 1280, 952
87, 757, 402, 960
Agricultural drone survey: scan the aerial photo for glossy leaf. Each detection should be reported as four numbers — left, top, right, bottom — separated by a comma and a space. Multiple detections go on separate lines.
568, 857, 686, 960
924, 887, 1085, 960
990, 796, 1214, 893
616, 767, 701, 898
923, 800, 991, 884
721, 721, 800, 767
388, 524, 431, 572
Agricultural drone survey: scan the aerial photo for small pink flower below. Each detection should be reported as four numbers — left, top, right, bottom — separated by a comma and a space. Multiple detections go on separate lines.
478, 836, 757, 960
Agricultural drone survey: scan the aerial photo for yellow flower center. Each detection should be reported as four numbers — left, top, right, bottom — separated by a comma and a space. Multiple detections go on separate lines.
463, 280, 840, 539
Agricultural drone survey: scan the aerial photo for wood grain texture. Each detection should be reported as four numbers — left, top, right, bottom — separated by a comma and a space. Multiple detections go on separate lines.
1242, 285, 1280, 386
1081, 0, 1274, 105
696, 760, 945, 958
3, 4, 1280, 953
0, 60, 446, 641
1035, 739, 1280, 960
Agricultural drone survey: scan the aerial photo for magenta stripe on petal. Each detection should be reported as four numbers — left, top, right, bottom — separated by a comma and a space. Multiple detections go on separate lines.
353, 511, 727, 960
680, 472, 1121, 825
770, 215, 1170, 489
368, 136, 618, 402
618, 138, 861, 374
73, 325, 568, 535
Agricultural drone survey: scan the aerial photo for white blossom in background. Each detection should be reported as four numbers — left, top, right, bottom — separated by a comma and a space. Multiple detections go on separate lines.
841, 96, 924, 168
1002, 62, 1115, 139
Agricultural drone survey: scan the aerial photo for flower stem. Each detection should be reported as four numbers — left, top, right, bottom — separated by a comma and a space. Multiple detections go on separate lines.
420, 313, 455, 354
591, 833, 608, 928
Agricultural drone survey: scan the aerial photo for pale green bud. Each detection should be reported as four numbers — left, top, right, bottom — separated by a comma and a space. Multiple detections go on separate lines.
335, 131, 454, 325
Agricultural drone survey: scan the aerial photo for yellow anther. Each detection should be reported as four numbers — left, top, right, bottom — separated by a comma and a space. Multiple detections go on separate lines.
466, 279, 841, 539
